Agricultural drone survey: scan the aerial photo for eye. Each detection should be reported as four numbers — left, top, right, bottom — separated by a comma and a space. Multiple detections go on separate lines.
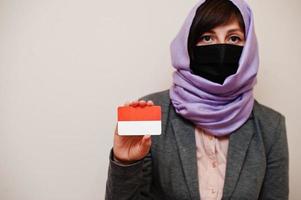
228, 35, 242, 44
201, 35, 212, 42
196, 35, 214, 45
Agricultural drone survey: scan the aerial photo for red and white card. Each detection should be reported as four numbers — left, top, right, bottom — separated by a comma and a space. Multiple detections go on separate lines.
117, 106, 162, 135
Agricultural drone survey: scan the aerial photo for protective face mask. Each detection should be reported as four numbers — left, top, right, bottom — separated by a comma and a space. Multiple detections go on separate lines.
190, 44, 244, 84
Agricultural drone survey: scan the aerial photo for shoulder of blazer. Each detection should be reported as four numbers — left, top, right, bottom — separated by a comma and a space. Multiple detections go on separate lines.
253, 100, 286, 154
139, 89, 171, 108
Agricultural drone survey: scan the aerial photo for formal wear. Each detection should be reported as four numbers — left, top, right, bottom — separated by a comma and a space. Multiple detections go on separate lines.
105, 90, 289, 200
195, 128, 229, 200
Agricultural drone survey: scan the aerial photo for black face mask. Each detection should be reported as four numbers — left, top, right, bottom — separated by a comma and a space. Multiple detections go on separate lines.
190, 44, 243, 84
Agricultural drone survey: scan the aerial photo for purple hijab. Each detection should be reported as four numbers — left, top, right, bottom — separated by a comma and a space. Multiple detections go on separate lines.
169, 0, 259, 137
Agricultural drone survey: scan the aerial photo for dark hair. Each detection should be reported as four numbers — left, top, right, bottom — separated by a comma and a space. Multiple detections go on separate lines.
187, 0, 245, 61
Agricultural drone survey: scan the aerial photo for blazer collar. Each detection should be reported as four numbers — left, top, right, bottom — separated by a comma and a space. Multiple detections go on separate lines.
171, 116, 200, 200
222, 113, 255, 198
170, 106, 255, 200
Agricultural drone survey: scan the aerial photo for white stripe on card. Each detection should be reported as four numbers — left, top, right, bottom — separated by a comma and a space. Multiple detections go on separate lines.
117, 120, 161, 135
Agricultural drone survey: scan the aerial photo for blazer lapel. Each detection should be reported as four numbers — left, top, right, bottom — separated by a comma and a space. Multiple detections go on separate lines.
171, 117, 200, 200
169, 101, 255, 200
222, 114, 255, 199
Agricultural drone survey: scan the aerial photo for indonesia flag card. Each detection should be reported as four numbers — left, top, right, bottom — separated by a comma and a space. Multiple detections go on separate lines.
117, 106, 162, 136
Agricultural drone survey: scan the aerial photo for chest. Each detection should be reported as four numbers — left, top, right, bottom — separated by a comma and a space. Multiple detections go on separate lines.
150, 123, 267, 200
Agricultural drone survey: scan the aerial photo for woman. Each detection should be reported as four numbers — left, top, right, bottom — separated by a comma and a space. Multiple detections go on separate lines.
105, 0, 289, 199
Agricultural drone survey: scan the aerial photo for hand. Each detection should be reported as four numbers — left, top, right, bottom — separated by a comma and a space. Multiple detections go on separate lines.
113, 100, 154, 164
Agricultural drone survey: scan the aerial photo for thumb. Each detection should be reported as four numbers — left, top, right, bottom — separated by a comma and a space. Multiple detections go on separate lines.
139, 135, 152, 154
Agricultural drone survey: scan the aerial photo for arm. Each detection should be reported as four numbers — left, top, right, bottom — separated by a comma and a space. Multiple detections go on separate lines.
105, 150, 153, 200
105, 100, 154, 200
259, 115, 289, 199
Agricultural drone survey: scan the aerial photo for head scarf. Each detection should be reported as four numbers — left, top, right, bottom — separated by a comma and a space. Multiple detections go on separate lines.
169, 0, 259, 137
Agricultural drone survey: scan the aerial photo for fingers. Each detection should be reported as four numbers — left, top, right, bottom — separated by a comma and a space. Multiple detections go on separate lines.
142, 134, 151, 142
146, 100, 154, 106
123, 100, 154, 107
124, 101, 131, 106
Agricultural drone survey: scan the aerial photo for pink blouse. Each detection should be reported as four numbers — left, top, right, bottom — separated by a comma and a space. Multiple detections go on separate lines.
195, 127, 230, 200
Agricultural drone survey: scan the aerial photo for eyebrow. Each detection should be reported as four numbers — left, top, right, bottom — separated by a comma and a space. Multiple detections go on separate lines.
227, 29, 244, 34
201, 29, 244, 35
203, 30, 215, 34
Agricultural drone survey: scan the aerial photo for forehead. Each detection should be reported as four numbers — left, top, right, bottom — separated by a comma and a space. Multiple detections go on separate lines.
207, 19, 244, 33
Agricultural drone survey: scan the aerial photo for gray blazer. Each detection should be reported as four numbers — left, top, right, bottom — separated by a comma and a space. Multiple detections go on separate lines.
105, 90, 289, 200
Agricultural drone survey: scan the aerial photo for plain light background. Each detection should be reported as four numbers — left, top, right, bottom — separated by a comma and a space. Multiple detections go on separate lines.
0, 0, 300, 199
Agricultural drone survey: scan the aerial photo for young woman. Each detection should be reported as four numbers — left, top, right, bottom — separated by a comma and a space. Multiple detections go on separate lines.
105, 0, 289, 199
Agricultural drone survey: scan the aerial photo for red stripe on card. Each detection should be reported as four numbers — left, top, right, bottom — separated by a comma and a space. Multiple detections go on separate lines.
118, 106, 161, 121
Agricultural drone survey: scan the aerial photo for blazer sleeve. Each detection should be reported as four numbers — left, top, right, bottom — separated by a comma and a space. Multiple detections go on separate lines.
259, 115, 289, 199
105, 149, 153, 200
